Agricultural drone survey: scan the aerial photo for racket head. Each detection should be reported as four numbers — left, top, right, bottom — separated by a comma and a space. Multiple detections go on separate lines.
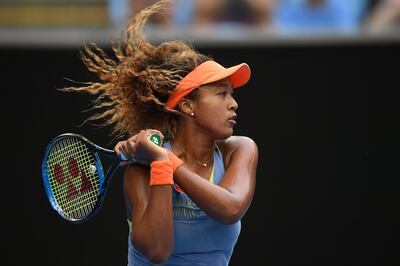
41, 133, 108, 223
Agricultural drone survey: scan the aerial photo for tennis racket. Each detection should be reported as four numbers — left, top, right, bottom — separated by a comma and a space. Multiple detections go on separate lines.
41, 133, 162, 223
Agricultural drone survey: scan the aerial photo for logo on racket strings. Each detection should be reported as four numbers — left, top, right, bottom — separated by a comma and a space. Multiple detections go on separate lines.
53, 157, 94, 200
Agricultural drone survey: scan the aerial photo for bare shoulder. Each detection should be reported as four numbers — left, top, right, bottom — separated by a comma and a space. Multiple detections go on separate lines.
124, 163, 149, 179
216, 136, 258, 166
124, 164, 150, 192
217, 135, 258, 152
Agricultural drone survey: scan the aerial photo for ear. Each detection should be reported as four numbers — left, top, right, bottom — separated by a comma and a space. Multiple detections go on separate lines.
177, 98, 194, 116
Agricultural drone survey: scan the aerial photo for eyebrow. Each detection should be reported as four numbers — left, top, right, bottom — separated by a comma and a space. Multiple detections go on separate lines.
220, 84, 234, 94
215, 83, 232, 90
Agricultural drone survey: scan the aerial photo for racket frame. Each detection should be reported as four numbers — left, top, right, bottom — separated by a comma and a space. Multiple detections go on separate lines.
42, 133, 120, 223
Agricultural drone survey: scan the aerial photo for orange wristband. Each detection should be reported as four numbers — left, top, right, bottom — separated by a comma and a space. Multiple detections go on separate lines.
168, 151, 183, 172
150, 160, 173, 186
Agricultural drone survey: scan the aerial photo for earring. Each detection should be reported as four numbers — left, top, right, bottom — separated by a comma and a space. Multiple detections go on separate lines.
190, 112, 194, 116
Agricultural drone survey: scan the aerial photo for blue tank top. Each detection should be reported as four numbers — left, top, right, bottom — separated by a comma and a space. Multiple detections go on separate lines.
127, 142, 241, 266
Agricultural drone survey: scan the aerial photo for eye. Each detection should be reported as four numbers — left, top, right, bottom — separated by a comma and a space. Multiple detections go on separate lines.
218, 91, 226, 96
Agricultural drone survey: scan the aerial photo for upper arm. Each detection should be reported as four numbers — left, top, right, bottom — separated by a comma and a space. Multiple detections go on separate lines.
123, 164, 150, 223
218, 136, 259, 211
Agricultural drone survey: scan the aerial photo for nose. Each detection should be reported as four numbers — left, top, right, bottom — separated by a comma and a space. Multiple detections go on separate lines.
229, 95, 238, 111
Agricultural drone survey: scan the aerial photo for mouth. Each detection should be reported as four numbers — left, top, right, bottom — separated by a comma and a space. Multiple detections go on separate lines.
228, 114, 237, 126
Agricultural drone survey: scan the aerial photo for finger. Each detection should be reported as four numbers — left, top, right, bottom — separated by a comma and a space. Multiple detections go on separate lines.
114, 141, 126, 158
147, 129, 164, 140
114, 142, 122, 155
127, 139, 137, 156
141, 129, 163, 142
128, 133, 140, 143
116, 141, 130, 160
136, 130, 148, 144
121, 142, 131, 160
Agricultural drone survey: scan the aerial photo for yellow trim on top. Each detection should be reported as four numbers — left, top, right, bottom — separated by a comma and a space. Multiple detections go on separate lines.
209, 161, 215, 184
127, 218, 133, 233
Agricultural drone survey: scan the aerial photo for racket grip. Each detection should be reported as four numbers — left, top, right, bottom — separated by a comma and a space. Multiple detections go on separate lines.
119, 133, 162, 161
120, 153, 129, 161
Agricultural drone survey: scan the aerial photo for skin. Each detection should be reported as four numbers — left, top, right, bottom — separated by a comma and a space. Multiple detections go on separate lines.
114, 78, 258, 264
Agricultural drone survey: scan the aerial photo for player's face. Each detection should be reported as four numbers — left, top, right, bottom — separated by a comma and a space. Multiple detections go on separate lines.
193, 78, 238, 139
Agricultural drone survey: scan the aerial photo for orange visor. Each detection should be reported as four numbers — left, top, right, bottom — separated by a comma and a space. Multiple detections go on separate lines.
166, 60, 251, 109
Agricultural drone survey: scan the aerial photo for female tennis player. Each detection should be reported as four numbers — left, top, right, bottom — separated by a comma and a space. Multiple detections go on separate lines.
66, 0, 258, 265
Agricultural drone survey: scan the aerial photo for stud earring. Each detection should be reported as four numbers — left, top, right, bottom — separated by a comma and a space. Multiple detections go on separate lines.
190, 112, 194, 116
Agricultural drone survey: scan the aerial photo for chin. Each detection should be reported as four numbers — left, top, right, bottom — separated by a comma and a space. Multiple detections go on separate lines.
216, 129, 233, 140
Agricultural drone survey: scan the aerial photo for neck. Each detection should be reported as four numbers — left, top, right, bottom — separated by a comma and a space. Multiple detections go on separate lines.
172, 123, 216, 165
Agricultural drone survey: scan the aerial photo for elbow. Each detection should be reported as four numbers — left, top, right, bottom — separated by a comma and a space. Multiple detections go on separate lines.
220, 202, 243, 224
225, 211, 242, 225
146, 251, 171, 265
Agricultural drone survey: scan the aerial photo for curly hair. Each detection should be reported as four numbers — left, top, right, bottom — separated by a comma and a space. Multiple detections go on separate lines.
63, 0, 211, 139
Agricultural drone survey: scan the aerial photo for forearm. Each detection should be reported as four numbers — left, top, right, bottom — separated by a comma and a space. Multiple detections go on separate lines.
132, 185, 174, 262
174, 167, 250, 224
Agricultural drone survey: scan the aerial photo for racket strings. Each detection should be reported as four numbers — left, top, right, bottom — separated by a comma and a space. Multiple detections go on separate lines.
47, 139, 94, 217
48, 139, 98, 219
56, 138, 99, 218
45, 138, 101, 220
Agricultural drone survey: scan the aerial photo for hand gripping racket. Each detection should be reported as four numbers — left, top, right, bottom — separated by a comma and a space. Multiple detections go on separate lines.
41, 133, 162, 223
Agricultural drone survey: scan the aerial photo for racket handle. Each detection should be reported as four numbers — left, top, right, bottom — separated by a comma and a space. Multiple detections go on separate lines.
119, 133, 163, 161
120, 153, 129, 161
